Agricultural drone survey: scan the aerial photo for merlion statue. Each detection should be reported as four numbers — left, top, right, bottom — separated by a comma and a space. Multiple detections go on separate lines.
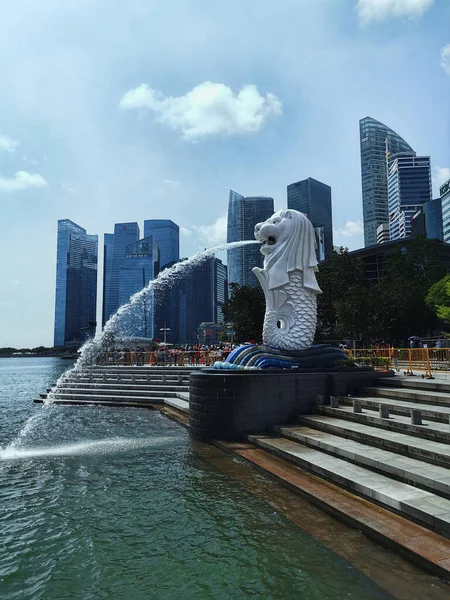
215, 209, 349, 369
253, 209, 321, 351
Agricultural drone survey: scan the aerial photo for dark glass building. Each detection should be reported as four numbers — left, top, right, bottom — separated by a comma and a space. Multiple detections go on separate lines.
178, 257, 228, 344
143, 220, 179, 269
287, 178, 333, 260
102, 233, 114, 326
360, 117, 414, 247
411, 198, 443, 241
118, 236, 159, 339
54, 219, 98, 347
441, 179, 450, 244
387, 153, 432, 240
227, 190, 274, 289
103, 223, 140, 323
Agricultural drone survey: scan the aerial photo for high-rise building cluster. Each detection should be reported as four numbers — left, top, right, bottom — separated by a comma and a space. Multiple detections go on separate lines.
360, 116, 447, 248
54, 115, 448, 347
54, 218, 227, 347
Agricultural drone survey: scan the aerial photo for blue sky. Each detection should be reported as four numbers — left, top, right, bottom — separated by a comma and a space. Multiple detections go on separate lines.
0, 0, 449, 347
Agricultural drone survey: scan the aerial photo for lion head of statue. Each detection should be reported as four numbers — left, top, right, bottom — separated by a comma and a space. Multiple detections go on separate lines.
254, 209, 321, 293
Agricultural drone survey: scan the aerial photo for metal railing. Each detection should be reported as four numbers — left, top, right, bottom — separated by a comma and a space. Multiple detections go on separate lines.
102, 350, 230, 367
101, 347, 450, 378
346, 347, 450, 378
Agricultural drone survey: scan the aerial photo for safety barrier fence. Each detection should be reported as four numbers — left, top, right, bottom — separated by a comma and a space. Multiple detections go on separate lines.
101, 348, 450, 378
347, 348, 450, 378
102, 351, 230, 367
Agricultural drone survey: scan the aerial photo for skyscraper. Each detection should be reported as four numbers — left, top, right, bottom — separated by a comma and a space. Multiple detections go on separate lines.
102, 233, 114, 326
143, 220, 179, 269
441, 178, 450, 244
287, 178, 333, 260
178, 257, 228, 343
387, 153, 432, 240
103, 222, 139, 323
227, 190, 274, 288
118, 236, 159, 338
54, 219, 98, 347
360, 117, 414, 247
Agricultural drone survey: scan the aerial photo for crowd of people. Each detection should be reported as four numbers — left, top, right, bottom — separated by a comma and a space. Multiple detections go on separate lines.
103, 342, 237, 366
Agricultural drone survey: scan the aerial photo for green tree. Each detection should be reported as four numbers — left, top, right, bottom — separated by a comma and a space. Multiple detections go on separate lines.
426, 274, 450, 322
316, 249, 372, 342
221, 284, 265, 343
377, 237, 444, 340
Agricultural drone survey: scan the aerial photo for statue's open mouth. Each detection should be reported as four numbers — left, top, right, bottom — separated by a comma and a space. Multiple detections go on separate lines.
258, 235, 277, 246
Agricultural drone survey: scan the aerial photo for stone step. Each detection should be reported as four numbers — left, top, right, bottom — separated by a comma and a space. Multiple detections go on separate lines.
164, 397, 189, 414
340, 396, 450, 423
34, 397, 166, 407
55, 383, 189, 393
366, 386, 450, 407
61, 375, 189, 385
248, 434, 450, 537
318, 405, 450, 444
274, 425, 450, 497
41, 392, 174, 402
43, 386, 187, 398
378, 377, 450, 394
299, 414, 450, 468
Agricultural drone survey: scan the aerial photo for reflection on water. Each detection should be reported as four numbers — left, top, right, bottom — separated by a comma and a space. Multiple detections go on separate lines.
0, 358, 448, 600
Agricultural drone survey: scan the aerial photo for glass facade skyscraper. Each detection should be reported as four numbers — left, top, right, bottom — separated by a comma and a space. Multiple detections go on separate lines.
54, 219, 98, 347
143, 220, 179, 269
387, 153, 432, 240
118, 236, 159, 338
287, 178, 333, 260
360, 117, 414, 247
103, 222, 140, 323
227, 190, 274, 288
441, 179, 450, 244
178, 257, 228, 344
102, 233, 114, 326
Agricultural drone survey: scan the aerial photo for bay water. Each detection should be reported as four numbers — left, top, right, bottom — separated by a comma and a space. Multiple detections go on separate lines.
0, 358, 448, 599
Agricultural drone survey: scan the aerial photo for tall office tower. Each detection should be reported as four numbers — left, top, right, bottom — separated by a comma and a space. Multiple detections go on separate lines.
360, 117, 414, 247
103, 222, 139, 323
178, 257, 228, 344
227, 190, 274, 289
387, 153, 432, 240
441, 178, 450, 244
143, 220, 179, 269
102, 233, 114, 326
287, 178, 333, 260
54, 219, 98, 347
213, 258, 228, 324
117, 236, 159, 338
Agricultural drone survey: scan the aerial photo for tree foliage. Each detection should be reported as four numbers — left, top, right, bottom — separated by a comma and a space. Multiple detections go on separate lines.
317, 237, 445, 343
426, 275, 450, 323
221, 283, 265, 343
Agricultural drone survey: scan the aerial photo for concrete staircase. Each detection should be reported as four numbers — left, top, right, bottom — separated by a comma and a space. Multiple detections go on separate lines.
36, 365, 192, 412
249, 376, 450, 539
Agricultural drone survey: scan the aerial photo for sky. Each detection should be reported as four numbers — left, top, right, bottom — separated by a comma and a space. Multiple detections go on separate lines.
0, 0, 449, 347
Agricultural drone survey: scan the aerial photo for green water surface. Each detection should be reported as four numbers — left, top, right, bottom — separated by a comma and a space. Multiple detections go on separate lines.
0, 358, 404, 599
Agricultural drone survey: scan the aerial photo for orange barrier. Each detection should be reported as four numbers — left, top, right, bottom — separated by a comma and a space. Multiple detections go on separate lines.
102, 350, 228, 367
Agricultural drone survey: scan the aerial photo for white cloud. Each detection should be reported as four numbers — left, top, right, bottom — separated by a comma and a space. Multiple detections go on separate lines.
119, 81, 282, 140
0, 134, 20, 153
183, 214, 228, 248
334, 220, 364, 237
164, 179, 181, 189
0, 170, 47, 193
433, 166, 450, 196
441, 44, 450, 76
356, 0, 434, 23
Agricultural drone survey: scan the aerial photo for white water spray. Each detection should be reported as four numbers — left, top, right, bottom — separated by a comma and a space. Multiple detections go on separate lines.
47, 240, 258, 400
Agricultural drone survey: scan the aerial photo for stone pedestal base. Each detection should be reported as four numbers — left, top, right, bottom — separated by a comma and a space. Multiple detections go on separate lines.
189, 368, 392, 442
